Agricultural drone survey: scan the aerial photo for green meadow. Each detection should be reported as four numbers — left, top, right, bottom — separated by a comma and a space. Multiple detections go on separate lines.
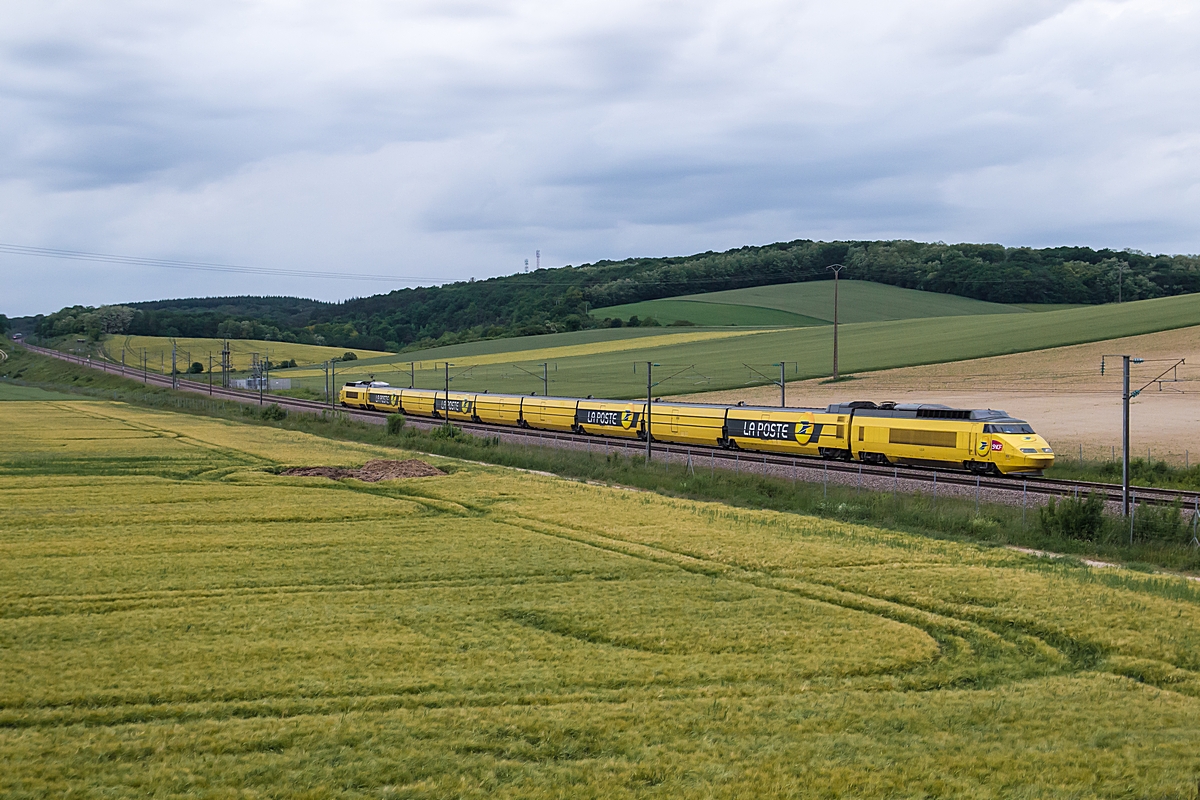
593, 280, 1023, 326
286, 293, 1200, 399
3, 399, 1200, 797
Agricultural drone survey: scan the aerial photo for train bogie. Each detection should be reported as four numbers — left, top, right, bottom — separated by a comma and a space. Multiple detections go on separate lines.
521, 397, 578, 432
575, 400, 646, 439
473, 393, 524, 426
647, 403, 727, 447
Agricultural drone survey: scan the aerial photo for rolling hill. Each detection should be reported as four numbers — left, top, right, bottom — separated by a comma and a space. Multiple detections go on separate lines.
280, 292, 1200, 399
592, 280, 1024, 326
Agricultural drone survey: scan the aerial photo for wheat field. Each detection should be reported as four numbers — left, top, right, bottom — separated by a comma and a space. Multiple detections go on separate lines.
3, 400, 1200, 797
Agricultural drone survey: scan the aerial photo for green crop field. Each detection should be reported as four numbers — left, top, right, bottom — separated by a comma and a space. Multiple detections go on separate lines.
0, 382, 90, 401
593, 280, 1022, 326
592, 298, 827, 327
3, 399, 1200, 797
96, 335, 391, 373
297, 292, 1200, 399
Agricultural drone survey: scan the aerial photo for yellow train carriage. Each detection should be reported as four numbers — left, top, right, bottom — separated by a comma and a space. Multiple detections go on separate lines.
366, 387, 402, 412
434, 391, 477, 422
833, 403, 1054, 475
397, 388, 438, 419
574, 399, 646, 439
647, 402, 727, 447
854, 414, 972, 469
472, 393, 524, 426
339, 381, 399, 410
724, 405, 850, 457
339, 384, 367, 408
521, 397, 578, 432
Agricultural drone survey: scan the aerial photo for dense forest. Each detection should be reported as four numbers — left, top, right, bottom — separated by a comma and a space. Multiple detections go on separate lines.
32, 239, 1200, 351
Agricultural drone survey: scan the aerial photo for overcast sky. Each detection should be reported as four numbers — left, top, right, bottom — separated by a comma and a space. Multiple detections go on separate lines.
2, 0, 1199, 316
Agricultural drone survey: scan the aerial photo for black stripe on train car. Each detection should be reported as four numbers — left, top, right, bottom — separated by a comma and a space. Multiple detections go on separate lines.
574, 407, 642, 431
725, 417, 824, 444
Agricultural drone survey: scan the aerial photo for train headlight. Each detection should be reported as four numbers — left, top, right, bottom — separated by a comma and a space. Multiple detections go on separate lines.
1020, 448, 1037, 454
1041, 448, 1053, 453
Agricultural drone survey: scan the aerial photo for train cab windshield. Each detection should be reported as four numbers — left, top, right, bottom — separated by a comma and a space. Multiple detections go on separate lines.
983, 423, 1034, 434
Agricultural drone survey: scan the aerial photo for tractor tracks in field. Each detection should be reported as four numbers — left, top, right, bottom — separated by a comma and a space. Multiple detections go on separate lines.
494, 509, 1200, 699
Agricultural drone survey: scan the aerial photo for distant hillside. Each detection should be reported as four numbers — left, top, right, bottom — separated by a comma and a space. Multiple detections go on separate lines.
593, 280, 1025, 327
32, 239, 1200, 351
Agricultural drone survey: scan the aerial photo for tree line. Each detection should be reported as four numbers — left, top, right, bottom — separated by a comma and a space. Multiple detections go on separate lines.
31, 239, 1200, 352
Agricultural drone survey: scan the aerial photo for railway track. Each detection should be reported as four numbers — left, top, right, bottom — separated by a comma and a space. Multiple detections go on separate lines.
20, 342, 1200, 510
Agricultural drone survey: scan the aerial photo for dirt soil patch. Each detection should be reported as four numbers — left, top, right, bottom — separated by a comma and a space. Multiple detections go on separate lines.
281, 459, 446, 481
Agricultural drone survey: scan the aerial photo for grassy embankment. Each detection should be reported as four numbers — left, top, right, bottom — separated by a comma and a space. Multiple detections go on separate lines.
4, 397, 1200, 797
592, 279, 1024, 326
4, 344, 1199, 572
275, 293, 1200, 398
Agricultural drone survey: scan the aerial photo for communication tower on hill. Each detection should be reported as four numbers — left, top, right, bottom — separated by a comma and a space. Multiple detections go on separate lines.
536, 250, 540, 269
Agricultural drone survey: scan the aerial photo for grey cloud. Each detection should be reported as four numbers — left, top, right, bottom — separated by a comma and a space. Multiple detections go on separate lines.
2, 0, 1199, 316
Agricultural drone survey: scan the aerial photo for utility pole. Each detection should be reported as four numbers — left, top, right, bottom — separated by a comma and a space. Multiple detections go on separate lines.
331, 360, 336, 409
541, 362, 548, 397
827, 264, 845, 380
780, 362, 786, 407
1103, 354, 1144, 515
646, 362, 653, 463
252, 353, 263, 405
171, 339, 177, 389
1122, 356, 1131, 514
208, 353, 213, 395
443, 362, 452, 426
142, 349, 147, 384
410, 362, 415, 389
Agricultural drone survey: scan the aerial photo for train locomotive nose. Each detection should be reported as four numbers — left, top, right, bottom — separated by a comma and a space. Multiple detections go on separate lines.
1000, 434, 1054, 473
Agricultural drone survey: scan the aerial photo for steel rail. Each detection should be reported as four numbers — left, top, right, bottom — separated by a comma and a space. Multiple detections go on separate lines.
20, 342, 1200, 508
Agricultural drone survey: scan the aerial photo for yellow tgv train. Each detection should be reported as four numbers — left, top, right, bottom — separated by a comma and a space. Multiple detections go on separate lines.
339, 383, 1055, 475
